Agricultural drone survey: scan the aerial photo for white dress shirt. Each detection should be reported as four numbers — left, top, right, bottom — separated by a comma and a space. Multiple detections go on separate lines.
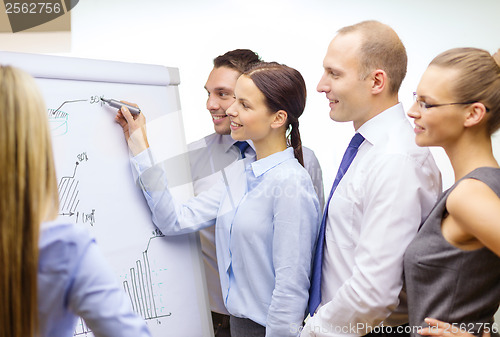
302, 104, 442, 337
132, 147, 321, 336
188, 133, 325, 315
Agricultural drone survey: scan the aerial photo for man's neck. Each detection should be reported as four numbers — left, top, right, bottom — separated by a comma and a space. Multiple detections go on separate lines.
354, 96, 399, 130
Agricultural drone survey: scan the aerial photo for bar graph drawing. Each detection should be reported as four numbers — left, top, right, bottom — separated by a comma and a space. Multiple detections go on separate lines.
58, 153, 96, 226
73, 230, 172, 336
124, 230, 172, 320
58, 161, 80, 218
74, 318, 91, 336
0, 50, 213, 336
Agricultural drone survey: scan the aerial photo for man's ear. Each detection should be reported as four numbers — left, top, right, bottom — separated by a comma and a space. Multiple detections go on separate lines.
464, 102, 488, 128
271, 110, 288, 129
370, 69, 387, 95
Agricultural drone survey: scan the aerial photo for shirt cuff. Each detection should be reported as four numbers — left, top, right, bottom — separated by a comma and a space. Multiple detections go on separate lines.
130, 148, 156, 174
130, 148, 156, 181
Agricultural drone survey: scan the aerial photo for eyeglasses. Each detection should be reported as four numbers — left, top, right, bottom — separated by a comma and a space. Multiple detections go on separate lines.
412, 92, 484, 111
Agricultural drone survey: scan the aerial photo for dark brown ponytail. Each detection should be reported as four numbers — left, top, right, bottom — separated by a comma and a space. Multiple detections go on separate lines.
288, 119, 304, 166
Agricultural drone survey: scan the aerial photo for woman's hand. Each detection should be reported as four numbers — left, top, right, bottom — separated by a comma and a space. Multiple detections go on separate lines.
114, 101, 149, 156
418, 318, 491, 337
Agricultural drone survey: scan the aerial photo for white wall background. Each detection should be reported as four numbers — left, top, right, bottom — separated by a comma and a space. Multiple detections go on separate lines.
2, 0, 500, 325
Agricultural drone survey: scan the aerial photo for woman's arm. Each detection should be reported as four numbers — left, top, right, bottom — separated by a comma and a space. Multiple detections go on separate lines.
69, 236, 151, 337
266, 173, 320, 337
115, 102, 220, 235
446, 178, 500, 256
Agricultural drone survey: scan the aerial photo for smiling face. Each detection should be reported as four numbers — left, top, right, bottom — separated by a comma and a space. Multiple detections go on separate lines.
204, 66, 241, 135
317, 32, 373, 129
408, 65, 466, 148
225, 75, 277, 143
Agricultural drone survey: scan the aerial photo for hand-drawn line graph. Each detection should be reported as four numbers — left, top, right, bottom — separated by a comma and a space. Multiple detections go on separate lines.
48, 108, 69, 136
124, 229, 172, 321
58, 152, 96, 226
73, 230, 172, 336
48, 99, 88, 136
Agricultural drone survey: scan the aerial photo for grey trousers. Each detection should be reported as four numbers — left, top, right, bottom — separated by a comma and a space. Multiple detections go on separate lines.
229, 316, 265, 337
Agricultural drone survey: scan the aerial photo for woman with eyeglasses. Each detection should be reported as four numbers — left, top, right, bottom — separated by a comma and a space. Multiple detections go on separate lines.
404, 48, 500, 337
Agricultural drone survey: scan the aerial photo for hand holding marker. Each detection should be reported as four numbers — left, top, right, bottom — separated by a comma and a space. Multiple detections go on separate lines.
101, 97, 141, 115
111, 97, 148, 156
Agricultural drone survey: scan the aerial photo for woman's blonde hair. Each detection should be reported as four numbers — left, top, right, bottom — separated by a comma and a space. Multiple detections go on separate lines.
430, 47, 500, 135
0, 66, 59, 337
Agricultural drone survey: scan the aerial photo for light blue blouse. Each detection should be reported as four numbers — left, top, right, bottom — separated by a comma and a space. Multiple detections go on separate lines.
132, 147, 320, 337
38, 223, 151, 337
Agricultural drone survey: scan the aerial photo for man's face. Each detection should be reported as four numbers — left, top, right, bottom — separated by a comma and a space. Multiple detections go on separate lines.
317, 32, 373, 130
204, 66, 241, 135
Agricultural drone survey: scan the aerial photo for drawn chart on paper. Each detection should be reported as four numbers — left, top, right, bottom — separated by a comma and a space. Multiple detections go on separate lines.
58, 161, 80, 216
44, 89, 207, 337
123, 229, 172, 321
73, 230, 172, 336
47, 99, 89, 136
48, 107, 69, 136
74, 318, 91, 336
0, 50, 212, 337
58, 152, 96, 226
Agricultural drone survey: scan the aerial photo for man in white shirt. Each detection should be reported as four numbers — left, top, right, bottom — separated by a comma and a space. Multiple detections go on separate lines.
189, 49, 325, 336
301, 21, 441, 337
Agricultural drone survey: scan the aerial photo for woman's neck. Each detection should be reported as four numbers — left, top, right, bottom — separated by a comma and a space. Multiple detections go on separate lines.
253, 133, 287, 161
445, 132, 499, 182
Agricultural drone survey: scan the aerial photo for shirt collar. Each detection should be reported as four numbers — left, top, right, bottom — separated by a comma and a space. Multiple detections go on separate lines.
250, 147, 295, 177
218, 134, 256, 153
357, 103, 406, 145
40, 219, 64, 230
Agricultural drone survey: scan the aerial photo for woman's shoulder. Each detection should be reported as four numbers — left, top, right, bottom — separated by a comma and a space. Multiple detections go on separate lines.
446, 168, 500, 237
40, 222, 93, 246
451, 167, 500, 201
39, 223, 94, 273
448, 175, 499, 209
267, 160, 319, 202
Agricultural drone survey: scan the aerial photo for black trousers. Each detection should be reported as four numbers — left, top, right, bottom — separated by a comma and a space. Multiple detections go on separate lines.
212, 311, 231, 337
229, 315, 265, 337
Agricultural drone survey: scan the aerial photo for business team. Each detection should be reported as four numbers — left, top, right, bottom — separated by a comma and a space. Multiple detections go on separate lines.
1, 18, 499, 337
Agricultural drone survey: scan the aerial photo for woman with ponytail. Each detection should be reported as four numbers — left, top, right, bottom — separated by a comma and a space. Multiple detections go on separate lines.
404, 48, 500, 337
116, 62, 320, 336
242, 62, 306, 166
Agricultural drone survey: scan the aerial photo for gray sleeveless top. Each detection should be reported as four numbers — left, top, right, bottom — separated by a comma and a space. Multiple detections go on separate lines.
404, 167, 500, 337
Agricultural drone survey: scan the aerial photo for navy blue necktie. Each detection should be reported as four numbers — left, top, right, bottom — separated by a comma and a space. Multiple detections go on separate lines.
308, 132, 365, 316
234, 141, 250, 159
